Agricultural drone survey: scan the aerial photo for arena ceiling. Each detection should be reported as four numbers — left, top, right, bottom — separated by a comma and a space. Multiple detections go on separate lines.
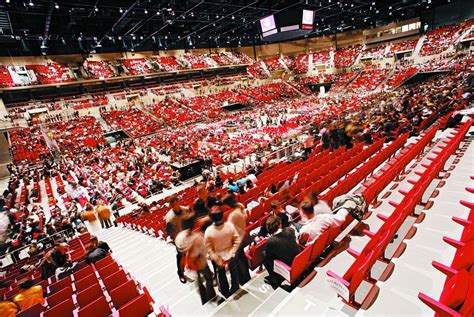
0, 0, 457, 56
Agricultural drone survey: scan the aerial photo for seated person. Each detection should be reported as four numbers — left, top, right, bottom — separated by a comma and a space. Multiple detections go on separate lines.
38, 242, 69, 280
263, 216, 302, 289
298, 199, 348, 245
12, 279, 44, 311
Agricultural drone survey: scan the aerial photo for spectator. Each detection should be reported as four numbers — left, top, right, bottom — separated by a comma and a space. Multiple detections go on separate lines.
85, 236, 111, 264
193, 184, 217, 218
222, 193, 251, 285
263, 216, 301, 289
12, 279, 44, 311
298, 200, 348, 245
96, 201, 112, 229
165, 196, 193, 283
175, 215, 216, 304
204, 206, 241, 298
0, 301, 18, 317
38, 242, 69, 280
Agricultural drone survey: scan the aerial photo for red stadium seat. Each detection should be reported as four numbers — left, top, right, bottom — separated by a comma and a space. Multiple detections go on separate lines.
118, 293, 153, 317
16, 303, 45, 317
103, 270, 128, 292
78, 296, 112, 317
77, 283, 104, 308
109, 279, 140, 309
75, 273, 99, 293
43, 298, 74, 317
47, 286, 73, 308
48, 276, 72, 295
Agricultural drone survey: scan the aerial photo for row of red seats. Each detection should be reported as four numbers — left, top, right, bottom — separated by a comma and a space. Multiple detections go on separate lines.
25, 64, 75, 84
101, 107, 163, 137
347, 68, 388, 92
147, 98, 199, 126
384, 65, 419, 90
9, 127, 51, 164
151, 56, 184, 71
326, 122, 469, 307
121, 58, 154, 75
271, 136, 408, 284
334, 44, 362, 68
264, 57, 284, 72
83, 61, 115, 79
0, 65, 14, 87
417, 121, 473, 316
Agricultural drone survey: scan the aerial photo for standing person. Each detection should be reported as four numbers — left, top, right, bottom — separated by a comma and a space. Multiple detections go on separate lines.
95, 201, 112, 229
204, 206, 241, 298
222, 193, 251, 285
175, 215, 216, 304
263, 216, 302, 289
193, 184, 217, 218
165, 196, 193, 283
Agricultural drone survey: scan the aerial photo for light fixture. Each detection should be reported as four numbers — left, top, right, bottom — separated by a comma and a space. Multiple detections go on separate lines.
54, 3, 59, 9
144, 9, 148, 14
94, 6, 98, 12
156, 11, 160, 15
28, 0, 34, 6
119, 7, 123, 13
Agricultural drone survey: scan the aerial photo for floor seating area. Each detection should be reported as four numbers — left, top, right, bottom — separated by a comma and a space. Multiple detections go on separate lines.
46, 116, 107, 154
147, 98, 199, 126
9, 127, 51, 164
101, 106, 163, 136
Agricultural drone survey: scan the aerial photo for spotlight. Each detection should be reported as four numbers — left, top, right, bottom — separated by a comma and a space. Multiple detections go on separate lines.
119, 8, 123, 13
54, 3, 59, 9
28, 0, 34, 6
144, 9, 148, 14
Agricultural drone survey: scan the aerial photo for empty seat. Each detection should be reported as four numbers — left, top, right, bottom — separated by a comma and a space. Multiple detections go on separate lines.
94, 255, 114, 270
97, 261, 120, 279
76, 283, 103, 308
43, 298, 74, 317
48, 276, 72, 295
78, 296, 112, 317
47, 286, 73, 308
73, 265, 94, 281
103, 270, 128, 292
75, 273, 99, 293
109, 279, 139, 309
118, 293, 153, 317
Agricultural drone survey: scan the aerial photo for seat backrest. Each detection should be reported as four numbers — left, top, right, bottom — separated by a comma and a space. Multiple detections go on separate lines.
118, 293, 153, 317
98, 261, 121, 279
73, 265, 94, 281
48, 276, 72, 295
78, 296, 112, 317
77, 283, 104, 308
16, 302, 44, 317
348, 251, 374, 295
103, 270, 128, 292
44, 298, 74, 317
110, 279, 140, 309
75, 273, 99, 293
310, 231, 329, 262
47, 286, 73, 308
246, 239, 268, 270
290, 244, 313, 284
94, 255, 114, 270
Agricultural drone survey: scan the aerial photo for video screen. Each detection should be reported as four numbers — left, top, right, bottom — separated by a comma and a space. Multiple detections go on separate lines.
260, 15, 277, 33
302, 9, 314, 25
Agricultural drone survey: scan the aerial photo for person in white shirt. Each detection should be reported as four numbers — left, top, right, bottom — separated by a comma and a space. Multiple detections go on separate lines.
298, 200, 348, 245
307, 192, 332, 215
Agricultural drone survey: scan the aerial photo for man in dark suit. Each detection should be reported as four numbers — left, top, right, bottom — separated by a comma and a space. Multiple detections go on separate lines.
263, 216, 302, 288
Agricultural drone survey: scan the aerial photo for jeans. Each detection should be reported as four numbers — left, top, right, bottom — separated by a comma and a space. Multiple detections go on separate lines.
197, 265, 216, 304
214, 258, 239, 298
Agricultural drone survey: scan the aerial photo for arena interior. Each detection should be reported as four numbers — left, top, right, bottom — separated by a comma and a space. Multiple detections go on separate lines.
0, 0, 473, 316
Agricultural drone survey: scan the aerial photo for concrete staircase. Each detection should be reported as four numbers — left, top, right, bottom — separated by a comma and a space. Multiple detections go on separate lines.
413, 35, 425, 57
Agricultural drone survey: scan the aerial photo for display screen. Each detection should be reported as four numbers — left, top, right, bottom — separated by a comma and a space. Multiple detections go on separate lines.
302, 9, 314, 25
260, 15, 277, 33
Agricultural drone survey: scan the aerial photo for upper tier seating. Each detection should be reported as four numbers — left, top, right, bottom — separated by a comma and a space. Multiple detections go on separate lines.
264, 57, 284, 72
247, 62, 268, 78
390, 40, 416, 53
121, 58, 155, 75
211, 53, 234, 66
385, 65, 419, 90
312, 49, 332, 66
181, 54, 214, 69
151, 56, 184, 71
362, 44, 392, 59
26, 64, 75, 84
419, 24, 465, 56
178, 95, 223, 119
83, 61, 115, 79
347, 68, 388, 92
0, 65, 14, 87
334, 45, 362, 68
